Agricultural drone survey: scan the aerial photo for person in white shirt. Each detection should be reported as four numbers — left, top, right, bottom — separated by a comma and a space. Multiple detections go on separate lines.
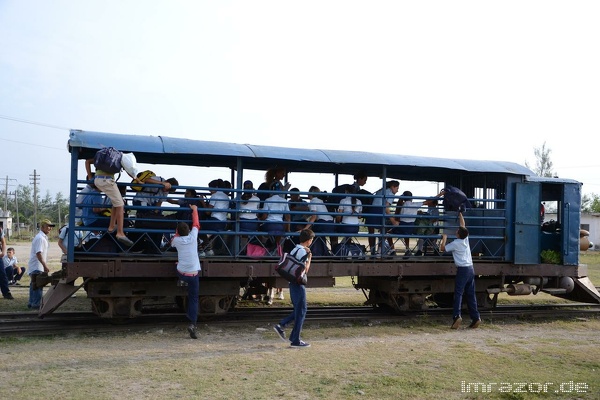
440, 212, 481, 330
171, 204, 201, 339
239, 180, 261, 232
28, 219, 55, 309
3, 247, 24, 285
336, 185, 363, 236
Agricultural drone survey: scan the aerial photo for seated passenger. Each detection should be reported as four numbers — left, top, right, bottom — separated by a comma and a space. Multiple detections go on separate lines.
199, 179, 231, 255
304, 186, 334, 256
167, 188, 201, 222
80, 185, 111, 229
288, 187, 310, 232
392, 190, 442, 257
132, 176, 179, 253
415, 199, 440, 256
201, 179, 230, 232
336, 185, 363, 240
260, 181, 290, 250
239, 180, 261, 232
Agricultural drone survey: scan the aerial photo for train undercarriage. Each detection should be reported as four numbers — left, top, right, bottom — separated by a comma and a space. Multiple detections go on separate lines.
37, 258, 600, 319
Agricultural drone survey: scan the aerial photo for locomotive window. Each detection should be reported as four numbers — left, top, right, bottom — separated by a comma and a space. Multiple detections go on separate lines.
474, 187, 497, 209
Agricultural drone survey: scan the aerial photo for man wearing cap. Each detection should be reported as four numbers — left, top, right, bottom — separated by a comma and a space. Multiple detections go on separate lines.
27, 219, 55, 310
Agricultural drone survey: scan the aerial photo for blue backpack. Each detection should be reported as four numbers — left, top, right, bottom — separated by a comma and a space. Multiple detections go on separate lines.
443, 185, 471, 212
94, 147, 123, 174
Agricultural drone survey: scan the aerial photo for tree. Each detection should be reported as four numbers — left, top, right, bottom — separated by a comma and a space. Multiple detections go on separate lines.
525, 141, 556, 177
582, 193, 600, 213
0, 184, 70, 235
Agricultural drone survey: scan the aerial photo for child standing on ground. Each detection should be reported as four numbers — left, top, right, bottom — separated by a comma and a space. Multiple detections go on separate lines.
273, 228, 314, 348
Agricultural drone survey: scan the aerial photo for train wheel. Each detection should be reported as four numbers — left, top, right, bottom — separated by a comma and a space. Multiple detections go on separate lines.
175, 296, 186, 311
431, 293, 453, 308
477, 293, 497, 309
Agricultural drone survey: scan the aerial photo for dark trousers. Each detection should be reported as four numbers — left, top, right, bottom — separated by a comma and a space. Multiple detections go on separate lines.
453, 266, 480, 321
5, 266, 25, 282
177, 271, 199, 325
0, 265, 10, 297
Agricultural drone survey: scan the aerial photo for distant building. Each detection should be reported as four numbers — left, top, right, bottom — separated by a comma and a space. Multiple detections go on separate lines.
0, 209, 13, 239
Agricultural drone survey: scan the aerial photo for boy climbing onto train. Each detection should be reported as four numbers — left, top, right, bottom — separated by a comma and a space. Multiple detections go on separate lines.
171, 204, 201, 339
440, 212, 481, 329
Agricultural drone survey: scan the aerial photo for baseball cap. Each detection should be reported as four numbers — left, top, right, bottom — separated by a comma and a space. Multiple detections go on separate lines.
243, 180, 254, 188
40, 219, 56, 227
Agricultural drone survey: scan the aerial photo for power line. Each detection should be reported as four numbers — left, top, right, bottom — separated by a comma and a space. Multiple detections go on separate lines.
0, 114, 70, 130
0, 136, 64, 151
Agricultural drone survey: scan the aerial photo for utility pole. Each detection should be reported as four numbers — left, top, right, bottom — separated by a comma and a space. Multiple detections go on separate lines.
13, 191, 20, 236
30, 170, 39, 231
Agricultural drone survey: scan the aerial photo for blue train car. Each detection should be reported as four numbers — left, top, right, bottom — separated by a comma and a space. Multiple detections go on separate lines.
38, 130, 600, 318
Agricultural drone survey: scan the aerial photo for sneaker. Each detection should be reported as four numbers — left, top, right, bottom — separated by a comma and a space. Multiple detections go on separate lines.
8, 280, 14, 286
205, 249, 215, 256
4, 293, 14, 300
468, 318, 481, 329
13, 282, 21, 286
273, 324, 287, 342
266, 298, 273, 306
276, 291, 284, 300
290, 341, 311, 348
403, 250, 412, 259
188, 324, 198, 339
451, 316, 462, 329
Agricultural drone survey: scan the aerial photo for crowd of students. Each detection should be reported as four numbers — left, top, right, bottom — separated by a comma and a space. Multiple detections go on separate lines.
73, 164, 448, 260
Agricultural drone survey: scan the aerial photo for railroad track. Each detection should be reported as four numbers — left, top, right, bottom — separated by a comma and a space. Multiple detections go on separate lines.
1, 303, 599, 337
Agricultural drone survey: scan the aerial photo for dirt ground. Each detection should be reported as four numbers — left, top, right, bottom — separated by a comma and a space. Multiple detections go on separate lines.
5, 240, 64, 271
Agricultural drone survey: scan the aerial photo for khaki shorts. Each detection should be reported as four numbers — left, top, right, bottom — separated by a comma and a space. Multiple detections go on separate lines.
94, 176, 124, 207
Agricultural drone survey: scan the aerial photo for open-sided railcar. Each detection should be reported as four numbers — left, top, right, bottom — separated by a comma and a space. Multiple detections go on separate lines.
38, 130, 600, 319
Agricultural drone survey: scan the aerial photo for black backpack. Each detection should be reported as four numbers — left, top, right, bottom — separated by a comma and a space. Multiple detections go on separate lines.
94, 147, 123, 174
442, 185, 471, 212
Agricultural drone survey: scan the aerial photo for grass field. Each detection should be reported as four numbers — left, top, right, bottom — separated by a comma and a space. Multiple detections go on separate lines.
1, 248, 599, 399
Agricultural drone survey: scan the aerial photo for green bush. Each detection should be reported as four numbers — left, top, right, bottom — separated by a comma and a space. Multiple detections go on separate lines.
541, 249, 561, 264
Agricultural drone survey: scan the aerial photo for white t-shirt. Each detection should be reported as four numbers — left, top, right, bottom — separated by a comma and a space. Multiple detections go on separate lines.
28, 230, 49, 274
263, 194, 290, 222
240, 194, 260, 219
172, 227, 201, 273
309, 197, 333, 222
58, 223, 82, 251
399, 200, 424, 223
209, 191, 230, 221
445, 237, 473, 267
338, 197, 362, 225
371, 187, 396, 208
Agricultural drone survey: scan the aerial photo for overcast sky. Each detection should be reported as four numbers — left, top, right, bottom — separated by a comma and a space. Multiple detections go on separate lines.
1, 1, 599, 199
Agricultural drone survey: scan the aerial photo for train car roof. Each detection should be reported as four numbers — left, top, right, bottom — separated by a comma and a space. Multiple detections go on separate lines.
68, 130, 534, 180
527, 176, 581, 185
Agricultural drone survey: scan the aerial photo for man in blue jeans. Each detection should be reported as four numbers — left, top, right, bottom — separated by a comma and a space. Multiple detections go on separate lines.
440, 212, 481, 329
273, 229, 314, 348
